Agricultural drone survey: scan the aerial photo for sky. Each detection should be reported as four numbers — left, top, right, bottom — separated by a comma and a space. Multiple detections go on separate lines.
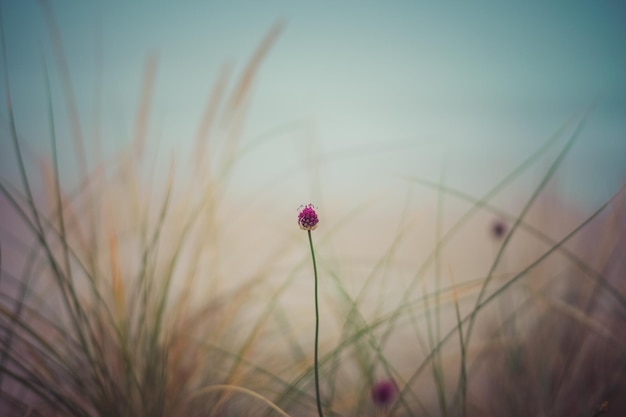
0, 2, 625, 212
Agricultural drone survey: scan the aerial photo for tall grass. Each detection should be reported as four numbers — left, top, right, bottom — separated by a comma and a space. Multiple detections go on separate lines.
1, 4, 625, 417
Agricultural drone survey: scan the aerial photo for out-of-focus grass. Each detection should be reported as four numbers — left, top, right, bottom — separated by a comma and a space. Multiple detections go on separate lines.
1, 4, 625, 417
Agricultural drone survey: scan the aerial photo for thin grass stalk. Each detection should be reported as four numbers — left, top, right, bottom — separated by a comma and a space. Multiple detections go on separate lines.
423, 290, 447, 417
0, 7, 99, 388
2, 12, 129, 414
326, 267, 423, 417
0, 300, 103, 414
194, 63, 231, 176
434, 161, 447, 417
404, 295, 434, 417
254, 204, 374, 415
350, 190, 422, 410
134, 165, 174, 343
188, 384, 292, 417
202, 342, 317, 401
463, 110, 591, 353
388, 190, 619, 416
38, 1, 101, 283
404, 178, 626, 310
582, 198, 626, 314
452, 288, 467, 417
43, 58, 74, 309
375, 113, 582, 364
282, 282, 482, 416
44, 62, 117, 390
0, 293, 82, 369
275, 273, 487, 416
37, 0, 88, 183
307, 229, 325, 417
0, 178, 123, 333
219, 21, 285, 178
327, 207, 417, 412
273, 305, 307, 363
0, 363, 86, 417
282, 286, 461, 416
0, 238, 40, 392
43, 58, 127, 411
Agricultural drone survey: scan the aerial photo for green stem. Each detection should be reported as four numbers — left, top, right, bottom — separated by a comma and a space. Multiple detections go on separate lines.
308, 230, 324, 417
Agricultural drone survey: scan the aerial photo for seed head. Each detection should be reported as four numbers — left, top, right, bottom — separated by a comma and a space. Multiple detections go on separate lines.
298, 204, 319, 231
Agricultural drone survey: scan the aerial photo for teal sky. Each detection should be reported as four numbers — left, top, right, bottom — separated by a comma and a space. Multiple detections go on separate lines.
1, 2, 625, 210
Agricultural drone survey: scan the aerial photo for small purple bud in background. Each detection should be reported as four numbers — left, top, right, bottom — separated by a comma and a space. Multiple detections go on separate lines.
370, 379, 396, 408
491, 219, 507, 240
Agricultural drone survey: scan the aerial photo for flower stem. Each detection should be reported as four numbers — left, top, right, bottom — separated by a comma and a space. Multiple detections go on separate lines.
308, 230, 324, 417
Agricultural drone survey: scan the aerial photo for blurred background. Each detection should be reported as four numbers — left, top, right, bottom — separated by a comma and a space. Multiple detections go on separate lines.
0, 3, 625, 415
1, 0, 626, 321
1, 2, 625, 205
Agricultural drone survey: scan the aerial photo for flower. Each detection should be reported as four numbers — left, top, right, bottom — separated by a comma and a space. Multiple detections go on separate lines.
299, 203, 323, 417
491, 219, 507, 240
298, 204, 319, 231
370, 379, 396, 408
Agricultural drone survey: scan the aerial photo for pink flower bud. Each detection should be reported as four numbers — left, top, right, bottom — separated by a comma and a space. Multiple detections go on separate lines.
298, 204, 319, 231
